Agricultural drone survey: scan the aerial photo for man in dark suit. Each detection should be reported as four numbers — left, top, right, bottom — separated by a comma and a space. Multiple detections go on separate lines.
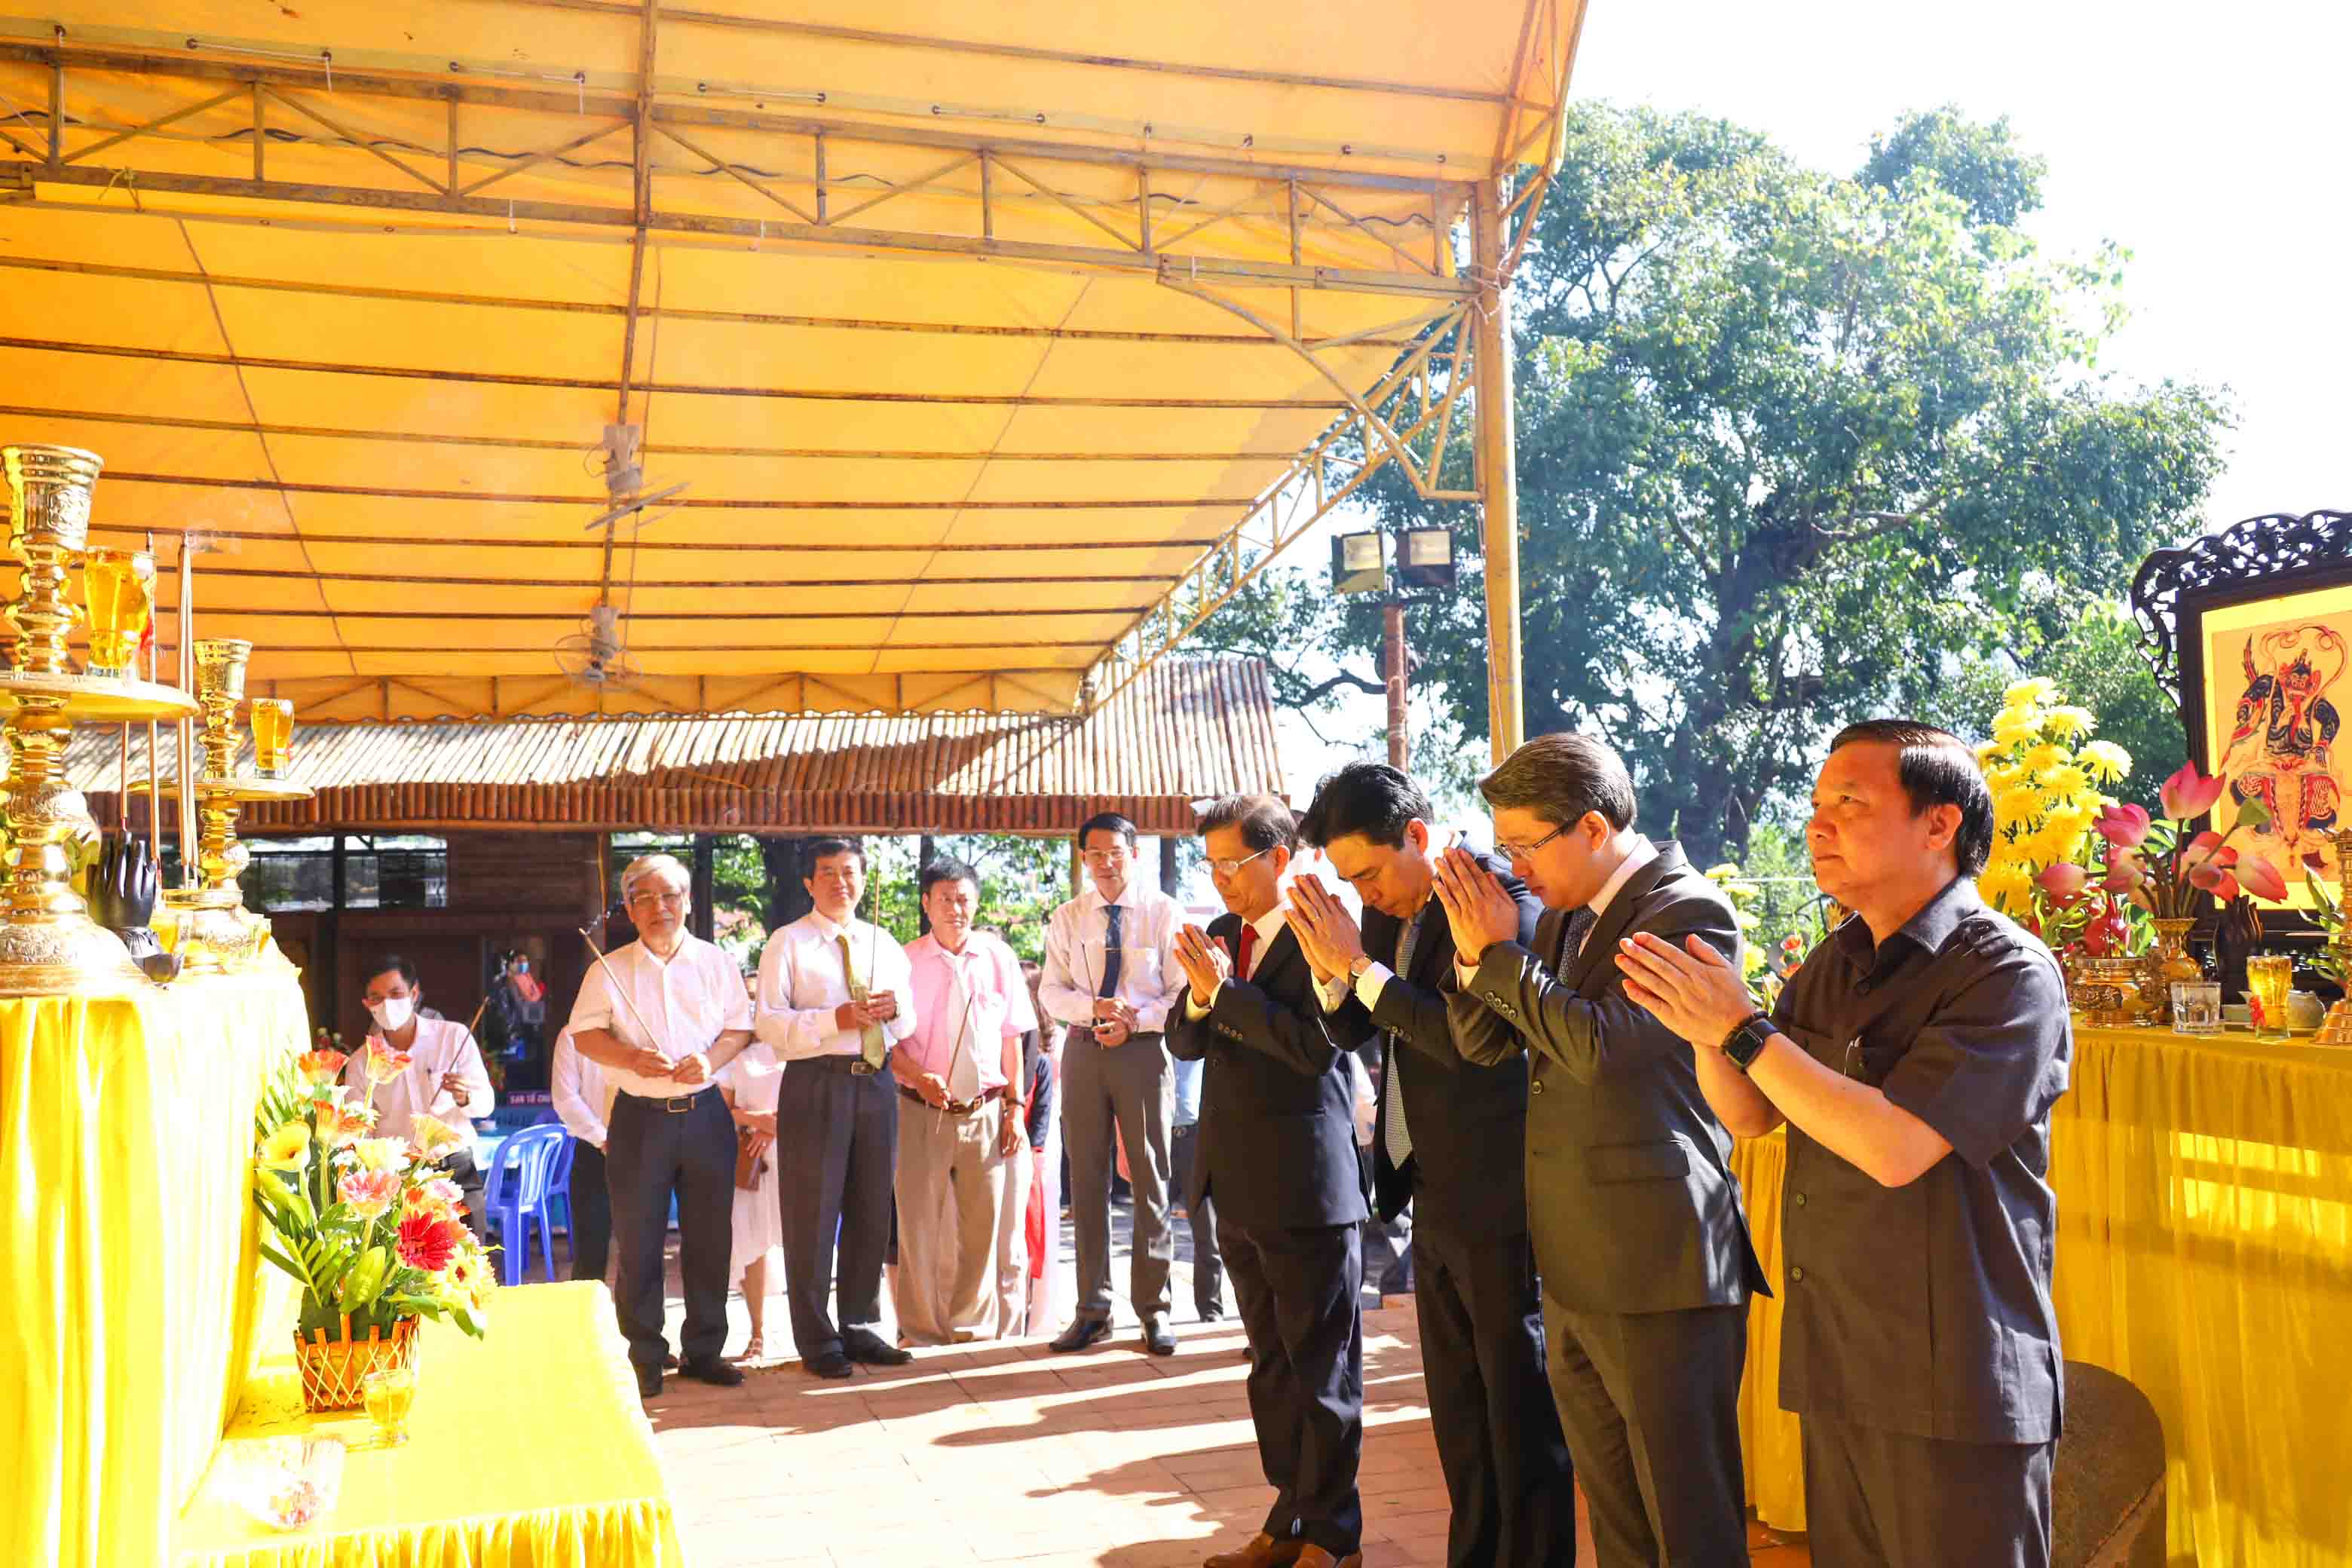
1169, 793, 1374, 1568
1430, 732, 1768, 1568
1286, 762, 1578, 1568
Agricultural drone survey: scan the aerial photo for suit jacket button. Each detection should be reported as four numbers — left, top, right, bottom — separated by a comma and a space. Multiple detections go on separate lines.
1788, 1265, 1805, 1283
1530, 1079, 1544, 1094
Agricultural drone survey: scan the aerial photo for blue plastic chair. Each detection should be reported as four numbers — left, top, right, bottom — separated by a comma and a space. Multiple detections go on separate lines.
544, 1132, 578, 1263
480, 1123, 569, 1286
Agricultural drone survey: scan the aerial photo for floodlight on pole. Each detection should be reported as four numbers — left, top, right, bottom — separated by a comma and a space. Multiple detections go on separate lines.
1396, 526, 1457, 590
1331, 530, 1389, 596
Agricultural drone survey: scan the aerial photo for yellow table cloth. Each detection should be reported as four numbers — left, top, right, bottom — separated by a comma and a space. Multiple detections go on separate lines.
1735, 1023, 2352, 1564
175, 1282, 684, 1568
0, 971, 308, 1568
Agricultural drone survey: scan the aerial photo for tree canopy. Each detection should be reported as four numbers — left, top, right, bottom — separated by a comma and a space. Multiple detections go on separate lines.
1200, 103, 2229, 862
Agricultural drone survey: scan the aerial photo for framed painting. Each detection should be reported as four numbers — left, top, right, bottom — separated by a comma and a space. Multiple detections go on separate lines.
2134, 509, 2352, 914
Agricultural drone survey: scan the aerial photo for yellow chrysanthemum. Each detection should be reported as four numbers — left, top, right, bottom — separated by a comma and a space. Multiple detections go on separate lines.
2042, 766, 2089, 802
1973, 740, 2003, 766
259, 1122, 311, 1172
2042, 706, 2096, 740
1978, 859, 2032, 914
2023, 742, 2070, 775
2004, 677, 2057, 707
2079, 740, 2132, 784
1991, 710, 2043, 747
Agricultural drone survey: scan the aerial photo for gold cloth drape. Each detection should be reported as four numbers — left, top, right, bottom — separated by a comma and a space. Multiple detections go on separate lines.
174, 1282, 684, 1567
0, 973, 308, 1568
1735, 1024, 2352, 1563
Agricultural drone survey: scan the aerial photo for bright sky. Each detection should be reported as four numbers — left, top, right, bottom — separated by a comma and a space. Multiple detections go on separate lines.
1269, 0, 2352, 801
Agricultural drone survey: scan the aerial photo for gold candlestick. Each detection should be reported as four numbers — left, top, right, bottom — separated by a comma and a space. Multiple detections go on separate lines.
2317, 825, 2352, 1046
158, 639, 311, 972
0, 446, 194, 993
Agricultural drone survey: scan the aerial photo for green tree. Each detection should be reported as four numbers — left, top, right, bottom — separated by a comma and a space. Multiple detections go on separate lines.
1205, 104, 2228, 862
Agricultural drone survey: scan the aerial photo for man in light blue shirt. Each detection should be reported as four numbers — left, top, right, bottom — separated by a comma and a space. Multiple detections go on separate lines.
1168, 1053, 1224, 1321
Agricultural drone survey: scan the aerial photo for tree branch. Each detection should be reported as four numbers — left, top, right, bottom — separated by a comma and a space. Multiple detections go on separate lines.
1287, 668, 1387, 708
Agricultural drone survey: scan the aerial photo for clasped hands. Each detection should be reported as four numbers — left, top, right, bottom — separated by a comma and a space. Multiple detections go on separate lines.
1089, 997, 1138, 1048
832, 989, 900, 1035
1284, 877, 1366, 985
1173, 923, 1233, 1009
620, 1043, 718, 1086
1429, 847, 1525, 965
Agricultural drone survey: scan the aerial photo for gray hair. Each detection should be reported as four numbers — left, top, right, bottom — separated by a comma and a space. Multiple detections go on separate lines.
620, 852, 691, 904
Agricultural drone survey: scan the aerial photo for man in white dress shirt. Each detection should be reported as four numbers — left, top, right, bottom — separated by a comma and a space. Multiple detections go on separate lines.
345, 955, 495, 1242
755, 838, 919, 1379
894, 857, 1038, 1346
549, 1027, 615, 1287
565, 853, 756, 1398
1040, 811, 1189, 1357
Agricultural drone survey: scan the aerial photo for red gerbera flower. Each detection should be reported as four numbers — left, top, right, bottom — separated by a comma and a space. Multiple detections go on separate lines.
395, 1208, 464, 1274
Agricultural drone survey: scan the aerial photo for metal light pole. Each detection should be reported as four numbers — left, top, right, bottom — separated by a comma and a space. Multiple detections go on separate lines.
1335, 526, 1456, 773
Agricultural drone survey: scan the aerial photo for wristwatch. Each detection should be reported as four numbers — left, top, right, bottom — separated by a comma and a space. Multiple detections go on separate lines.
1347, 954, 1377, 982
1720, 1011, 1777, 1073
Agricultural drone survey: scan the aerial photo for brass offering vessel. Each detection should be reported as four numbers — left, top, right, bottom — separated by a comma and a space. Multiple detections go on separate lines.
159, 639, 311, 974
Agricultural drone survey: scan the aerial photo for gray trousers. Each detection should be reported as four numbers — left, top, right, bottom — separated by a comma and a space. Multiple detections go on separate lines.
606, 1087, 734, 1372
1061, 1030, 1174, 1324
777, 1056, 899, 1360
1543, 1294, 1750, 1567
1801, 1413, 2054, 1568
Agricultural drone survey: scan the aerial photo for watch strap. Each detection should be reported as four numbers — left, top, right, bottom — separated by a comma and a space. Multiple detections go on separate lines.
1720, 1011, 1775, 1073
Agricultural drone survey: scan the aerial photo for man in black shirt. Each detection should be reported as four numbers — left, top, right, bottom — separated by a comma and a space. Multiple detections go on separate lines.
1618, 718, 2070, 1568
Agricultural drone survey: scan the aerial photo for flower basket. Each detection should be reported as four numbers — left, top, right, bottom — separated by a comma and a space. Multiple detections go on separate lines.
293, 1312, 421, 1413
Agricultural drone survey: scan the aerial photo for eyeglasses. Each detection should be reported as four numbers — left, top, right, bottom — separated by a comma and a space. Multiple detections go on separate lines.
626, 890, 686, 909
1494, 822, 1573, 862
1080, 849, 1132, 867
1206, 847, 1271, 878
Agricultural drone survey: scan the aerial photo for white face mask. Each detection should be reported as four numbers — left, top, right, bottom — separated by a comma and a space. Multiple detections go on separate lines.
367, 996, 415, 1034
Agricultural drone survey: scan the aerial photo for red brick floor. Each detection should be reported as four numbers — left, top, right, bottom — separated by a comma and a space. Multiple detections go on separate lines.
644, 1300, 1812, 1566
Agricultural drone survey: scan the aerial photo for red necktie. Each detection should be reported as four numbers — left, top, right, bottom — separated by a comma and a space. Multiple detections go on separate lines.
1233, 923, 1257, 983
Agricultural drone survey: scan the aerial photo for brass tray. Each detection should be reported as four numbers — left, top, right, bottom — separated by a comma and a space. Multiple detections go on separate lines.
145, 775, 316, 803
0, 671, 198, 721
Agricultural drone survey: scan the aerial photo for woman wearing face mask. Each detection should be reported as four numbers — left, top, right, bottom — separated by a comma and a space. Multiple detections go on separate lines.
339, 953, 498, 1245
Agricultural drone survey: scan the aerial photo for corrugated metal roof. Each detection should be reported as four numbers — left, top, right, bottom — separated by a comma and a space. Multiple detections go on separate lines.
71, 654, 1282, 835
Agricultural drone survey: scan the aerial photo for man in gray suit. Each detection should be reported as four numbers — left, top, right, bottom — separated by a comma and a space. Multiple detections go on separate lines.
1432, 732, 1767, 1568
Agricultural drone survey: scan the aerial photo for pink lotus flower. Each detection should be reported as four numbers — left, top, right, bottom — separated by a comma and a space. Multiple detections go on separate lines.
2237, 855, 2289, 903
2036, 862, 2088, 900
2101, 850, 2145, 893
2093, 802, 2153, 847
338, 1168, 402, 1220
2159, 761, 2227, 822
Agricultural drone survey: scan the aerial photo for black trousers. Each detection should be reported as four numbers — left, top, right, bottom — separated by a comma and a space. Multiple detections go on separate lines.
606, 1088, 734, 1372
1222, 1220, 1364, 1559
445, 1146, 488, 1246
777, 1055, 899, 1360
1543, 1295, 1750, 1568
1415, 1223, 1578, 1568
568, 1139, 613, 1286
1800, 1413, 2053, 1568
1170, 1122, 1224, 1318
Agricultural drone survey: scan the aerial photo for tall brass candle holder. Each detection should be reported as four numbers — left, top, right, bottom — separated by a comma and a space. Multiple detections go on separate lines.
158, 640, 311, 973
2316, 825, 2352, 1047
0, 445, 197, 995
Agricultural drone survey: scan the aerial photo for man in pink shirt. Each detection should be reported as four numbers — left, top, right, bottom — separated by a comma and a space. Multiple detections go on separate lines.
894, 857, 1040, 1344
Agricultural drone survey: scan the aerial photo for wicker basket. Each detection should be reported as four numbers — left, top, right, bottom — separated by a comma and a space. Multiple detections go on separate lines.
292, 1312, 420, 1413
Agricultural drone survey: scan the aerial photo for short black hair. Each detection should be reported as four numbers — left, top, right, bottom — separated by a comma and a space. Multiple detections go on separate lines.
920, 856, 981, 899
1829, 718, 1995, 877
1199, 792, 1298, 853
365, 953, 418, 990
1299, 761, 1433, 850
1478, 732, 1637, 831
803, 837, 865, 876
1076, 811, 1138, 853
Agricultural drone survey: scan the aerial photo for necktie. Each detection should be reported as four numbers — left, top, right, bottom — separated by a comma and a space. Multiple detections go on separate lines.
1098, 902, 1125, 1000
1383, 905, 1426, 1168
838, 932, 887, 1070
1233, 921, 1257, 983
943, 952, 979, 1103
1563, 907, 1599, 969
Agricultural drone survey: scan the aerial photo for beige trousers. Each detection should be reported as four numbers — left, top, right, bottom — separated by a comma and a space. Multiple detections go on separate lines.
893, 1095, 1029, 1345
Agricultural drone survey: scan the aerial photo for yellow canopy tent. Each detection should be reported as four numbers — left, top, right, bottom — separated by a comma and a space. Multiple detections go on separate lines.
0, 1, 1582, 749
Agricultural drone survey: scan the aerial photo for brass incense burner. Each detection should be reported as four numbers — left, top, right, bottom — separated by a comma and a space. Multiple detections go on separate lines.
0, 446, 196, 994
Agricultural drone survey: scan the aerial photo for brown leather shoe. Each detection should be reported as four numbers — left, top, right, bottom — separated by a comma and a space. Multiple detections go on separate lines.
1292, 1548, 1361, 1568
1202, 1534, 1302, 1568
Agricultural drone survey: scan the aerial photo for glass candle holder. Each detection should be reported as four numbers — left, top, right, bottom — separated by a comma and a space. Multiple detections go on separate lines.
250, 698, 295, 779
2170, 981, 2222, 1036
2244, 954, 2294, 1040
81, 548, 155, 679
360, 1364, 417, 1448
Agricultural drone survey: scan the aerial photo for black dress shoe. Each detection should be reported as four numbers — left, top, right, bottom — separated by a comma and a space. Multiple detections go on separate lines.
804, 1349, 854, 1379
683, 1356, 746, 1387
635, 1364, 663, 1399
662, 1351, 680, 1370
843, 1331, 914, 1367
1050, 1317, 1113, 1353
1144, 1318, 1178, 1356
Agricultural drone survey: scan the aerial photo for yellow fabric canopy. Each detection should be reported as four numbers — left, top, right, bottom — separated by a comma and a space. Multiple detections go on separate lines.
0, 0, 1583, 718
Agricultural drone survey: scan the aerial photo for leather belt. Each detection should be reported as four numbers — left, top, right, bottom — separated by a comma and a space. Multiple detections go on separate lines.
621, 1089, 711, 1114
898, 1083, 1005, 1116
